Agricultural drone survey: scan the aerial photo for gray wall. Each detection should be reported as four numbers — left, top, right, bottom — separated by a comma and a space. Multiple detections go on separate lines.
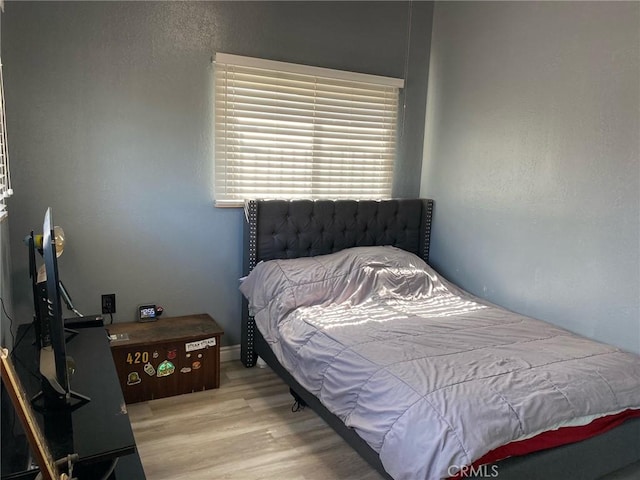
0, 220, 12, 349
3, 1, 433, 345
421, 2, 640, 353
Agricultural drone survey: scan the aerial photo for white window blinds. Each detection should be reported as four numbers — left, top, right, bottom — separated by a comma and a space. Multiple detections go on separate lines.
0, 60, 11, 220
214, 53, 403, 207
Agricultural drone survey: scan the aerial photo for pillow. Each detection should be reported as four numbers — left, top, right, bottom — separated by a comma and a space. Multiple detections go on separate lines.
342, 246, 437, 302
239, 246, 436, 321
240, 247, 357, 318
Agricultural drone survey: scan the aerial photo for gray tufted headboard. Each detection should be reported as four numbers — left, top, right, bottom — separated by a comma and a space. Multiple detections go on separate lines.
241, 198, 434, 367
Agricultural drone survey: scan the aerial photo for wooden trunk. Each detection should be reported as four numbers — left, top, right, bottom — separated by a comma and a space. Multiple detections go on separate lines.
108, 314, 224, 404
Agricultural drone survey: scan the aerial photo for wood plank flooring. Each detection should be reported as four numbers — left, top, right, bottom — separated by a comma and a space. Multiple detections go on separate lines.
127, 360, 384, 480
127, 360, 640, 480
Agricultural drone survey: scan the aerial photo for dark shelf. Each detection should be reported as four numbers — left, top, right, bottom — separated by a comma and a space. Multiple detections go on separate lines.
2, 325, 144, 479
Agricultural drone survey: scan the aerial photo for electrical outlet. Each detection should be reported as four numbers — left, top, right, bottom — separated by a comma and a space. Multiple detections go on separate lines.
102, 293, 116, 314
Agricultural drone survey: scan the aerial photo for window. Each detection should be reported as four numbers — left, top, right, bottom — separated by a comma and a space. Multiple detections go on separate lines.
0, 59, 11, 220
214, 54, 403, 207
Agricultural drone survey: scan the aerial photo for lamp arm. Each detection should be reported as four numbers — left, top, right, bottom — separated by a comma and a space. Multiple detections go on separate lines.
58, 280, 83, 317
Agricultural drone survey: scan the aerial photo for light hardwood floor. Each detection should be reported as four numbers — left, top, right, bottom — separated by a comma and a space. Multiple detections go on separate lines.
127, 360, 385, 480
127, 361, 640, 480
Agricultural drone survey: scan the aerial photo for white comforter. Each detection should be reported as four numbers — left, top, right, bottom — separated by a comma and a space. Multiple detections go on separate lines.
240, 246, 640, 480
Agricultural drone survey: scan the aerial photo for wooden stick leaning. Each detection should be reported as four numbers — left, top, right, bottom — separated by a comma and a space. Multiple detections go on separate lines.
0, 347, 65, 480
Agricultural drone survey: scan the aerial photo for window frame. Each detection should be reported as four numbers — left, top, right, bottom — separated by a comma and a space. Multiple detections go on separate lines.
0, 59, 12, 221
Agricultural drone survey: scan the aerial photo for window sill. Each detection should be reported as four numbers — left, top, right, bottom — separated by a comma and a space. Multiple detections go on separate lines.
214, 200, 243, 208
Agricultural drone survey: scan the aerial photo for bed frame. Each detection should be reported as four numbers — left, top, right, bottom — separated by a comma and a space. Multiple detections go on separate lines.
240, 198, 640, 480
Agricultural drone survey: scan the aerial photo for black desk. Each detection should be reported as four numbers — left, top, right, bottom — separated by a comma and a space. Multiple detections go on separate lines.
1, 325, 146, 479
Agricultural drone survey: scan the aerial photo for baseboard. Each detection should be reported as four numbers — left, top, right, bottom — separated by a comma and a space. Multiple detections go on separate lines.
220, 344, 241, 363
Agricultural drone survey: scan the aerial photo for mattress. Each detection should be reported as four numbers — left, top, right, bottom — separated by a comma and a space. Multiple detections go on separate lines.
240, 246, 640, 480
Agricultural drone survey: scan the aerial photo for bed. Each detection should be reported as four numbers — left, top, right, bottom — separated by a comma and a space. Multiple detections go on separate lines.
239, 198, 640, 480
